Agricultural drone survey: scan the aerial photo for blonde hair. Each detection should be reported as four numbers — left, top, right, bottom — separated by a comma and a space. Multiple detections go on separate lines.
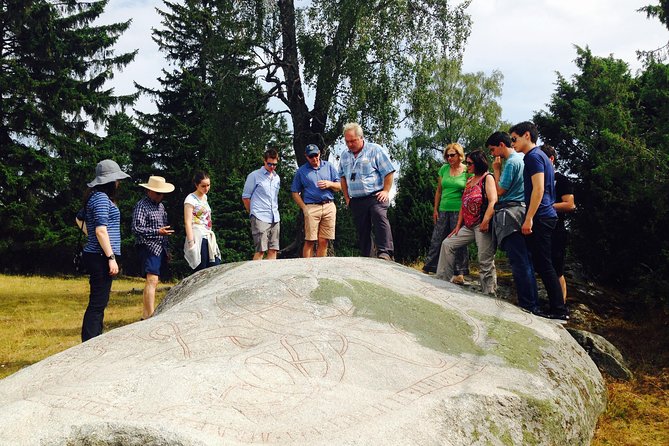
444, 143, 465, 162
343, 122, 364, 138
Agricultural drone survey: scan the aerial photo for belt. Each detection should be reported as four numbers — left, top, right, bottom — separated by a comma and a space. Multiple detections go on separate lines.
494, 201, 525, 210
350, 190, 383, 200
307, 200, 333, 205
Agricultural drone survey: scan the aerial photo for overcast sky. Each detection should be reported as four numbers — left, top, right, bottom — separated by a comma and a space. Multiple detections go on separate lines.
99, 0, 669, 129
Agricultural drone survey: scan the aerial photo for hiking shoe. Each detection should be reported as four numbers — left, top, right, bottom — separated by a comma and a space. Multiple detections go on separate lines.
534, 310, 570, 324
378, 252, 393, 261
450, 275, 465, 285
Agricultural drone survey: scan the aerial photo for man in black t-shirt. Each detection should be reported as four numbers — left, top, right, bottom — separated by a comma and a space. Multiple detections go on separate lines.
540, 145, 575, 303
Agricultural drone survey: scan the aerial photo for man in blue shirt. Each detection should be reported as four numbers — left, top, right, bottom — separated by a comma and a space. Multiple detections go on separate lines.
339, 122, 395, 260
510, 121, 568, 322
242, 149, 281, 260
487, 131, 539, 314
132, 176, 175, 319
291, 144, 341, 257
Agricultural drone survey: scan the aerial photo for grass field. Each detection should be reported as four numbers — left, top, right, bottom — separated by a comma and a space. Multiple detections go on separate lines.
0, 274, 171, 379
0, 272, 666, 444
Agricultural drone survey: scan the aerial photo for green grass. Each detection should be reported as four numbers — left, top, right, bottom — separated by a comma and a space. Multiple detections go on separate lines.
0, 274, 171, 379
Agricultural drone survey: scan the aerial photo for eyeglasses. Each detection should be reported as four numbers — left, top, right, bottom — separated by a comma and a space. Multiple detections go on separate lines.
446, 153, 457, 158
307, 153, 319, 159
510, 136, 517, 143
266, 162, 278, 167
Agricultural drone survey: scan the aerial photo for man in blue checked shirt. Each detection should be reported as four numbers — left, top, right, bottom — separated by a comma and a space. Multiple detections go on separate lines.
339, 122, 396, 260
291, 144, 341, 257
132, 176, 175, 319
242, 148, 281, 260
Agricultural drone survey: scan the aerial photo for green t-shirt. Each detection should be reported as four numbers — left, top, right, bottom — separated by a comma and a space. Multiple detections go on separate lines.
438, 164, 468, 211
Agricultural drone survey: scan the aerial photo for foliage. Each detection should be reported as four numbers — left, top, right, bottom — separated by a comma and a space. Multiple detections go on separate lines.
638, 0, 669, 62
409, 58, 504, 151
136, 0, 292, 271
534, 46, 669, 302
390, 139, 441, 263
0, 0, 136, 273
256, 0, 472, 163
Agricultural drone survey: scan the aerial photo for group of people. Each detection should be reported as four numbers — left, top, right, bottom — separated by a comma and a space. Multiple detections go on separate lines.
77, 119, 574, 343
77, 122, 397, 342
425, 122, 574, 322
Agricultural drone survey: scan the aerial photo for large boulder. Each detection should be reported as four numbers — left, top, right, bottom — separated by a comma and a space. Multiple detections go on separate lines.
0, 258, 606, 445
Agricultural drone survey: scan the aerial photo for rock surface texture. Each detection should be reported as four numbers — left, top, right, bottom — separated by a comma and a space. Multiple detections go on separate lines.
567, 327, 634, 381
0, 258, 606, 445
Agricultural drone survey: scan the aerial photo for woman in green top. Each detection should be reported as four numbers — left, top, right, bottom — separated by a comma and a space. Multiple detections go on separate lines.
422, 143, 470, 281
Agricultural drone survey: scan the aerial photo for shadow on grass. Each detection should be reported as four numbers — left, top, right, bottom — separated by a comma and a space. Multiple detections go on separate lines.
23, 327, 80, 337
105, 318, 139, 330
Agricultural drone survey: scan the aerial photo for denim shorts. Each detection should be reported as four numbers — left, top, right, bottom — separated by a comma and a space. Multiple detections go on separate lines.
139, 245, 167, 277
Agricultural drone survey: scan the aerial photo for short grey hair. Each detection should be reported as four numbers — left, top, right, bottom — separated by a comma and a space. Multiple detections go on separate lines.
343, 122, 364, 138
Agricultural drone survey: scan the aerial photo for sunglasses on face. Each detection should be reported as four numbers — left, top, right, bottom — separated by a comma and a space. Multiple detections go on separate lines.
511, 136, 518, 143
266, 162, 278, 167
307, 153, 319, 159
465, 161, 473, 166
446, 153, 457, 158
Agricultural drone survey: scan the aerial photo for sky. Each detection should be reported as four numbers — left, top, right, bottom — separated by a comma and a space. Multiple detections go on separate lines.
98, 0, 669, 129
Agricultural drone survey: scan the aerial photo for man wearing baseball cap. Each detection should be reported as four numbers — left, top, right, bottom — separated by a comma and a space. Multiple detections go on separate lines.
291, 144, 341, 257
132, 176, 175, 319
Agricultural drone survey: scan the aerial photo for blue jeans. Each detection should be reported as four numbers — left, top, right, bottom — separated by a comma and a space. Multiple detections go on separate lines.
526, 217, 567, 315
501, 232, 539, 312
82, 252, 113, 342
194, 238, 221, 272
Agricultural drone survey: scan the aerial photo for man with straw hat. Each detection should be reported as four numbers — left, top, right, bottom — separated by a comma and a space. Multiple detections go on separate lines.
132, 176, 175, 319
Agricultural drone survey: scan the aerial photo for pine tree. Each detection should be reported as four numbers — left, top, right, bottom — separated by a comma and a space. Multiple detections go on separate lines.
0, 0, 136, 272
137, 0, 290, 266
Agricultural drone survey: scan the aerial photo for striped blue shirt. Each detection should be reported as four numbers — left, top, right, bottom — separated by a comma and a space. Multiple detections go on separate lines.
83, 191, 122, 255
242, 167, 280, 223
132, 196, 169, 256
338, 141, 395, 198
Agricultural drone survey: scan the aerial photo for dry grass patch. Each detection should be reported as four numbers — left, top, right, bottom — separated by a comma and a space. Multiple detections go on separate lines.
0, 274, 171, 379
592, 372, 669, 445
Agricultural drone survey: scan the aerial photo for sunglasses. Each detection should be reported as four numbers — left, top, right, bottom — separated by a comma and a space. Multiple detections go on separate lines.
266, 162, 278, 167
511, 136, 517, 143
446, 153, 457, 158
465, 161, 473, 166
307, 153, 319, 159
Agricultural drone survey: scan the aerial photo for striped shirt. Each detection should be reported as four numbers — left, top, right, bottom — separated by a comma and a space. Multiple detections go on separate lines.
132, 196, 169, 256
338, 141, 395, 198
83, 191, 122, 255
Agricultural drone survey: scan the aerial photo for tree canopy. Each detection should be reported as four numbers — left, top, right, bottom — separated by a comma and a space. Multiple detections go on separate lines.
0, 0, 136, 271
534, 46, 669, 301
256, 0, 472, 163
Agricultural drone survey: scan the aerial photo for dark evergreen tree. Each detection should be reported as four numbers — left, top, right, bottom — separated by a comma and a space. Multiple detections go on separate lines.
389, 139, 440, 263
137, 0, 290, 268
534, 47, 669, 302
0, 0, 136, 272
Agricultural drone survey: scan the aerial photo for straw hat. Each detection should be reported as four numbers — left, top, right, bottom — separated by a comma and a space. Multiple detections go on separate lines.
139, 176, 175, 193
87, 159, 131, 187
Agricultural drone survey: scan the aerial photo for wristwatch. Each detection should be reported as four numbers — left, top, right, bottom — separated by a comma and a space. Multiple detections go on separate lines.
107, 254, 116, 261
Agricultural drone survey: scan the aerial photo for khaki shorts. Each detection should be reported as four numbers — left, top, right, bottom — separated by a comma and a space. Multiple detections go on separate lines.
304, 202, 336, 241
